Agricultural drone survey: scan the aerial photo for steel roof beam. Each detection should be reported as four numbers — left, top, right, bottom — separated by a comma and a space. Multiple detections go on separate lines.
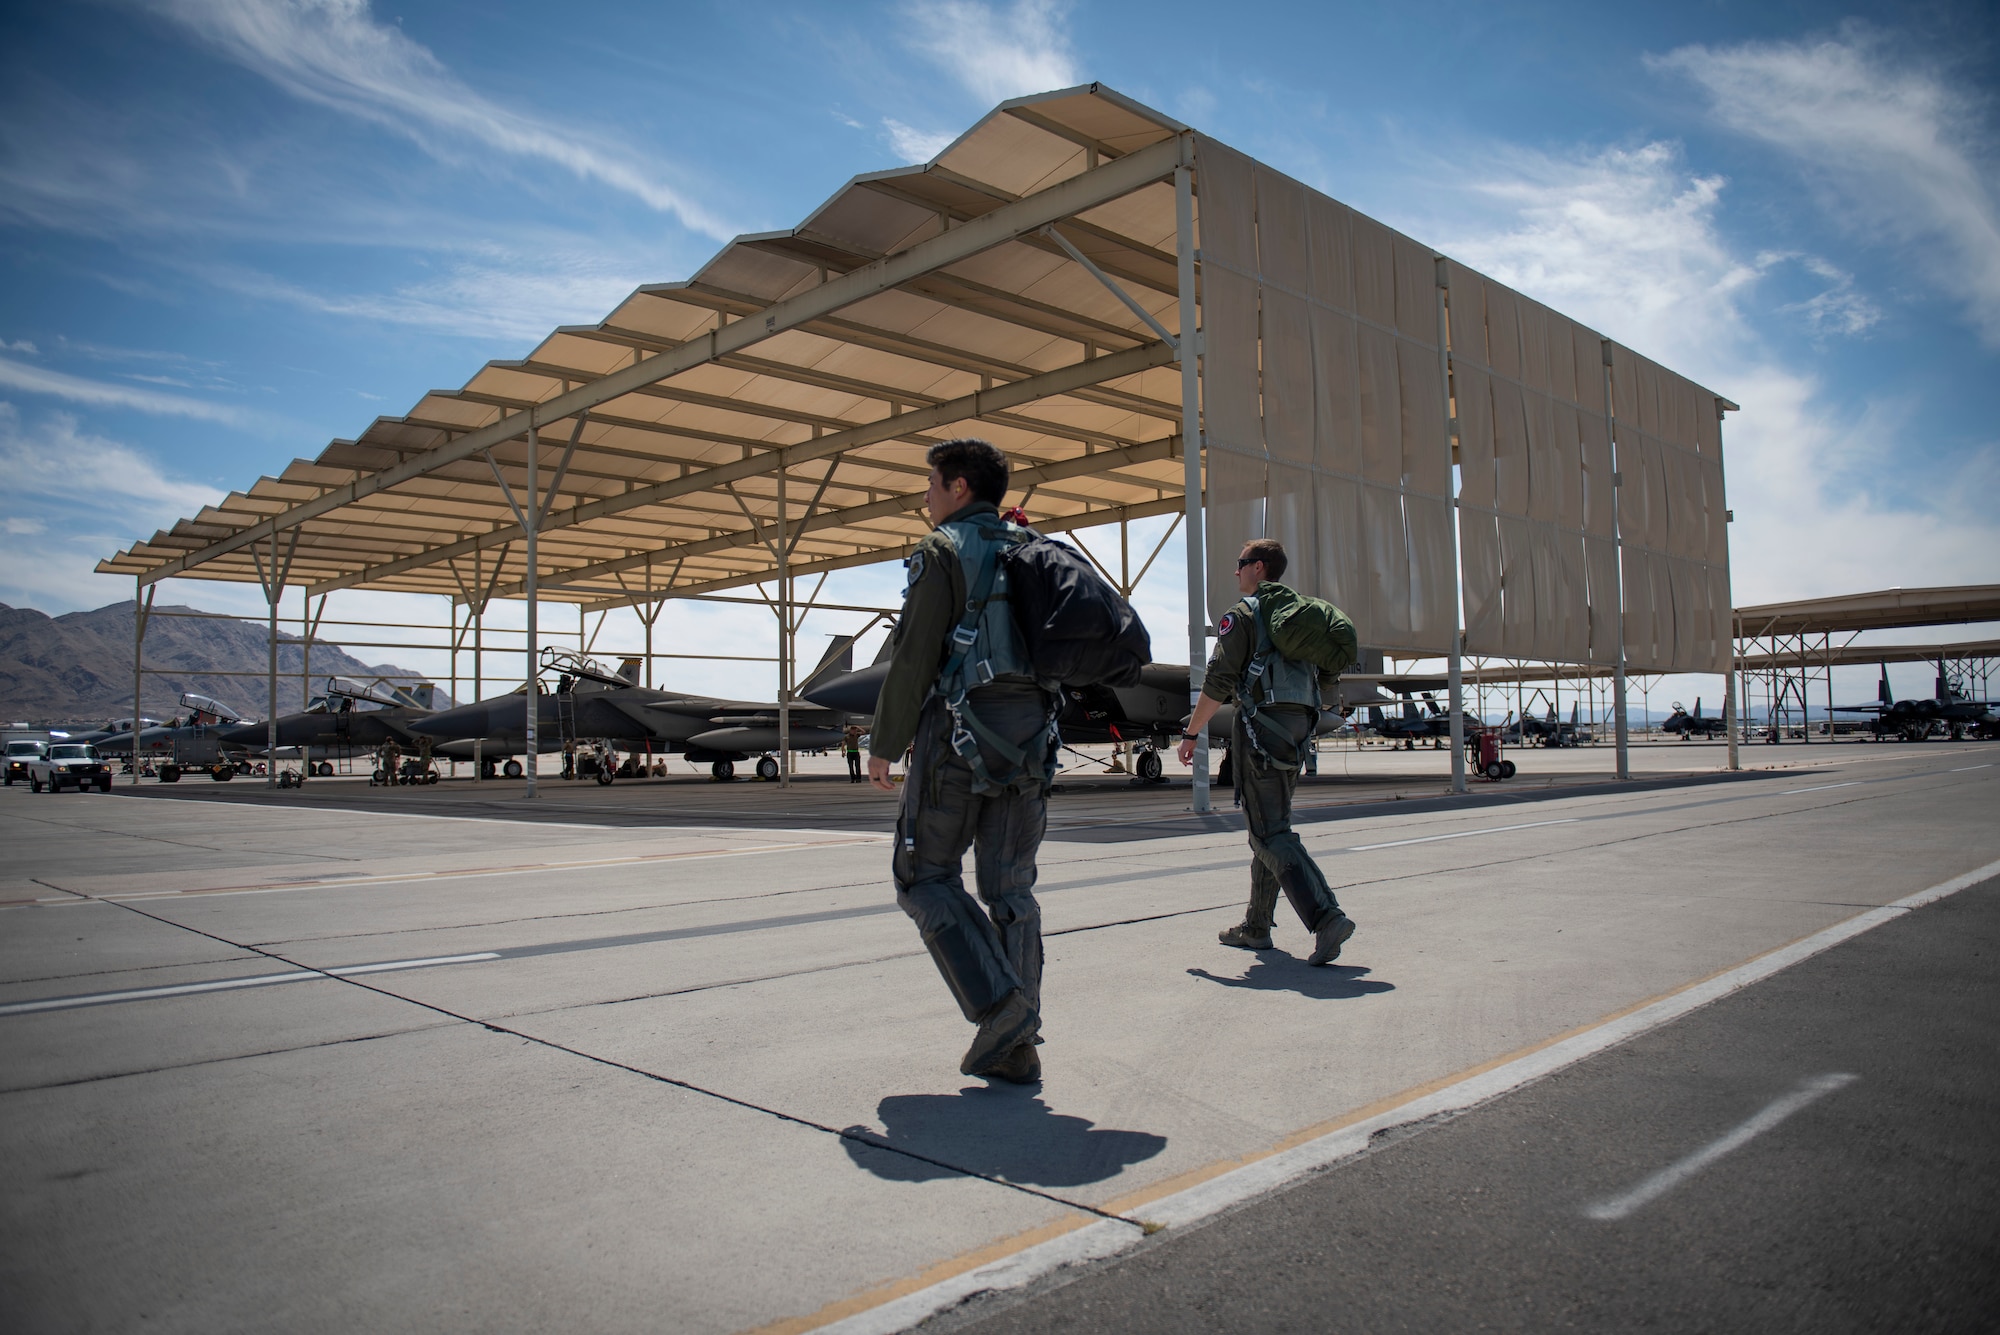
577, 493, 1189, 613
304, 336, 1177, 596
141, 134, 1188, 585
490, 434, 1180, 601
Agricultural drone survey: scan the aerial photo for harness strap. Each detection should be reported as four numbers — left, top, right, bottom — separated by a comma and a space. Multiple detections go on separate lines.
930, 515, 1058, 794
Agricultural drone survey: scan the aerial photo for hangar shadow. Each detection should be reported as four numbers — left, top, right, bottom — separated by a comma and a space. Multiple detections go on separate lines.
842, 1087, 1167, 1188
1187, 960, 1395, 999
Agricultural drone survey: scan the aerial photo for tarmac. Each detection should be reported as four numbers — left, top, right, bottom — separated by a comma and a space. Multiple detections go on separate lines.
1, 738, 1994, 1332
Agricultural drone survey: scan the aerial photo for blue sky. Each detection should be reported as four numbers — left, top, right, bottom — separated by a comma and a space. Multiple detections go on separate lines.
1, 0, 1995, 710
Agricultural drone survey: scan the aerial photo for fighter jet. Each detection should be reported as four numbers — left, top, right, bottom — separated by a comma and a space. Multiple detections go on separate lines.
410, 643, 860, 781
217, 677, 439, 770
804, 657, 1386, 782
52, 717, 162, 744
1363, 693, 1479, 750
1833, 661, 1996, 741
1660, 698, 1728, 740
95, 694, 253, 779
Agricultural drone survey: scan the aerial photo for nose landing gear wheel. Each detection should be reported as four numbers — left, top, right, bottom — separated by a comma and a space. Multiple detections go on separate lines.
755, 756, 780, 782
711, 759, 736, 782
1136, 749, 1163, 781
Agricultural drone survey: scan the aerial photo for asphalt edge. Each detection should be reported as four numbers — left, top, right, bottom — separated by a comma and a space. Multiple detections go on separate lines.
804, 854, 2000, 1335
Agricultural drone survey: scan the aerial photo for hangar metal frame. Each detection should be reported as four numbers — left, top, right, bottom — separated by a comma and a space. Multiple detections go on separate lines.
1731, 587, 2000, 741
99, 85, 1742, 804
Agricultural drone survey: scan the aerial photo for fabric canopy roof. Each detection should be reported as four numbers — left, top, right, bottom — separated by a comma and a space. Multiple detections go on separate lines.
98, 86, 1196, 609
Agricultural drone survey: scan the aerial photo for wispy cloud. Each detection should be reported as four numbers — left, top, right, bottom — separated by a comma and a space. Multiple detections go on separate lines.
1, 339, 37, 355
1407, 137, 1999, 604
903, 0, 1078, 105
143, 0, 736, 240
1653, 26, 2000, 346
882, 118, 954, 164
197, 248, 646, 345
0, 402, 227, 612
0, 355, 257, 426
0, 403, 221, 514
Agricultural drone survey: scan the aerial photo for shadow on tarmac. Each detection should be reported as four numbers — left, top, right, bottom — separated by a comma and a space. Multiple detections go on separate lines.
1186, 960, 1395, 999
841, 1087, 1167, 1188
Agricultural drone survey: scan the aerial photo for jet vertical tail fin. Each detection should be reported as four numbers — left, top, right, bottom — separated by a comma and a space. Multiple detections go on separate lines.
617, 657, 642, 685
799, 633, 860, 699
1879, 665, 1894, 707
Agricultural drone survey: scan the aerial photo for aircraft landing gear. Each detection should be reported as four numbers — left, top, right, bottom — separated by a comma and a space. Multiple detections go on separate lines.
755, 756, 780, 782
711, 759, 737, 782
1135, 748, 1164, 782
502, 759, 524, 778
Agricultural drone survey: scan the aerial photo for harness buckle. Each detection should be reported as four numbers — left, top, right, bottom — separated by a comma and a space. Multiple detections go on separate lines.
950, 625, 978, 649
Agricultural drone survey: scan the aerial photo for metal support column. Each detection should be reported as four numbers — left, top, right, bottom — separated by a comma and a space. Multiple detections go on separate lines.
524, 425, 539, 798
1436, 260, 1466, 793
778, 463, 791, 788
131, 579, 152, 786
1726, 612, 1743, 768
1602, 343, 1631, 780
1175, 156, 1210, 814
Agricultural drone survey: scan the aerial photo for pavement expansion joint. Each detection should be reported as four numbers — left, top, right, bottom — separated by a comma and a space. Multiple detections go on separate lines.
51, 880, 1155, 1230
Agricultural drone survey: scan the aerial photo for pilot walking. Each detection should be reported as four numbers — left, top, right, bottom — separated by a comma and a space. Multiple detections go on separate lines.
869, 438, 1055, 1084
1178, 538, 1357, 964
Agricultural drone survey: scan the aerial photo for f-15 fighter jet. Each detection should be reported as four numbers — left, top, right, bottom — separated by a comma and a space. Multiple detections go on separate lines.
217, 678, 439, 769
409, 643, 862, 781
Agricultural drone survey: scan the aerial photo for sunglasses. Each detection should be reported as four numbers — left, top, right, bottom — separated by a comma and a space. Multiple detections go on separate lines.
1236, 556, 1263, 570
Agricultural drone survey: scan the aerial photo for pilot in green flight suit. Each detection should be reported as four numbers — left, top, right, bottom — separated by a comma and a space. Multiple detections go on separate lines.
1179, 538, 1357, 964
869, 439, 1057, 1084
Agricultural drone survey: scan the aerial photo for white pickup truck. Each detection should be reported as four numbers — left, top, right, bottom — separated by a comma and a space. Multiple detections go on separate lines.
26, 742, 114, 793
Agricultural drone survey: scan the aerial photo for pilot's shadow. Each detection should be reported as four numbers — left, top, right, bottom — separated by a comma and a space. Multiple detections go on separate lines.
1188, 959, 1395, 999
842, 1087, 1167, 1188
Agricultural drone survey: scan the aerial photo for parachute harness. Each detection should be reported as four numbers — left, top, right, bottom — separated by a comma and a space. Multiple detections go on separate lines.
934, 514, 1060, 795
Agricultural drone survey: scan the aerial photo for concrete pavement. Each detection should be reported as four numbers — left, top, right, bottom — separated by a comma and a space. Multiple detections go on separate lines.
1, 740, 1993, 1331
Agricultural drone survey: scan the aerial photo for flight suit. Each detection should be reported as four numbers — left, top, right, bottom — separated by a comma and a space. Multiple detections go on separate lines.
873, 501, 1054, 1027
1203, 585, 1345, 938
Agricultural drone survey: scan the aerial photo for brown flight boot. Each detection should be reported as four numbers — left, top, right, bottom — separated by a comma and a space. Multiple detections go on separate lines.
984, 1040, 1042, 1084
1218, 922, 1274, 951
1307, 914, 1357, 966
961, 990, 1039, 1077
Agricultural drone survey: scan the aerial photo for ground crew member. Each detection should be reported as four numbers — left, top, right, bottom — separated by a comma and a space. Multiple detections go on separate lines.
869, 438, 1053, 1084
844, 724, 864, 783
1178, 538, 1357, 965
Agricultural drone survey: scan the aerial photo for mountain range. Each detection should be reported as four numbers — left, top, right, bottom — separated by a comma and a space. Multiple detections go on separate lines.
0, 601, 449, 725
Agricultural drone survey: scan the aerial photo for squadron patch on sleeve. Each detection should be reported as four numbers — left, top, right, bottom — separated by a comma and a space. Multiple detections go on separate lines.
907, 550, 926, 584
1217, 611, 1236, 636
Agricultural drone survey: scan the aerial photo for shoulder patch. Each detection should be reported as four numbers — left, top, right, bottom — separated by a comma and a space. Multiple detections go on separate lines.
907, 550, 927, 584
1217, 611, 1235, 636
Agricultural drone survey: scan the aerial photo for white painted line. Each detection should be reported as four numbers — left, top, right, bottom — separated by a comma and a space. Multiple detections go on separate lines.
1779, 781, 1860, 795
1347, 819, 1577, 851
0, 952, 500, 1016
1949, 764, 1992, 773
815, 854, 2000, 1335
1582, 1072, 1857, 1220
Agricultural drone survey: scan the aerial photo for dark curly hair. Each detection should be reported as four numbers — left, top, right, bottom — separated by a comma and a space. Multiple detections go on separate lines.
927, 438, 1010, 505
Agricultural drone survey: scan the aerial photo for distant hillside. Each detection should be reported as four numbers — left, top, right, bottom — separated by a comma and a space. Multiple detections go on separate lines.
0, 601, 451, 725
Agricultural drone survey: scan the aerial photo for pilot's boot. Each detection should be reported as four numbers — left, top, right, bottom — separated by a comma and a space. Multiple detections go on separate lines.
1307, 912, 1357, 966
983, 1039, 1042, 1085
1221, 862, 1281, 949
961, 990, 1039, 1077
